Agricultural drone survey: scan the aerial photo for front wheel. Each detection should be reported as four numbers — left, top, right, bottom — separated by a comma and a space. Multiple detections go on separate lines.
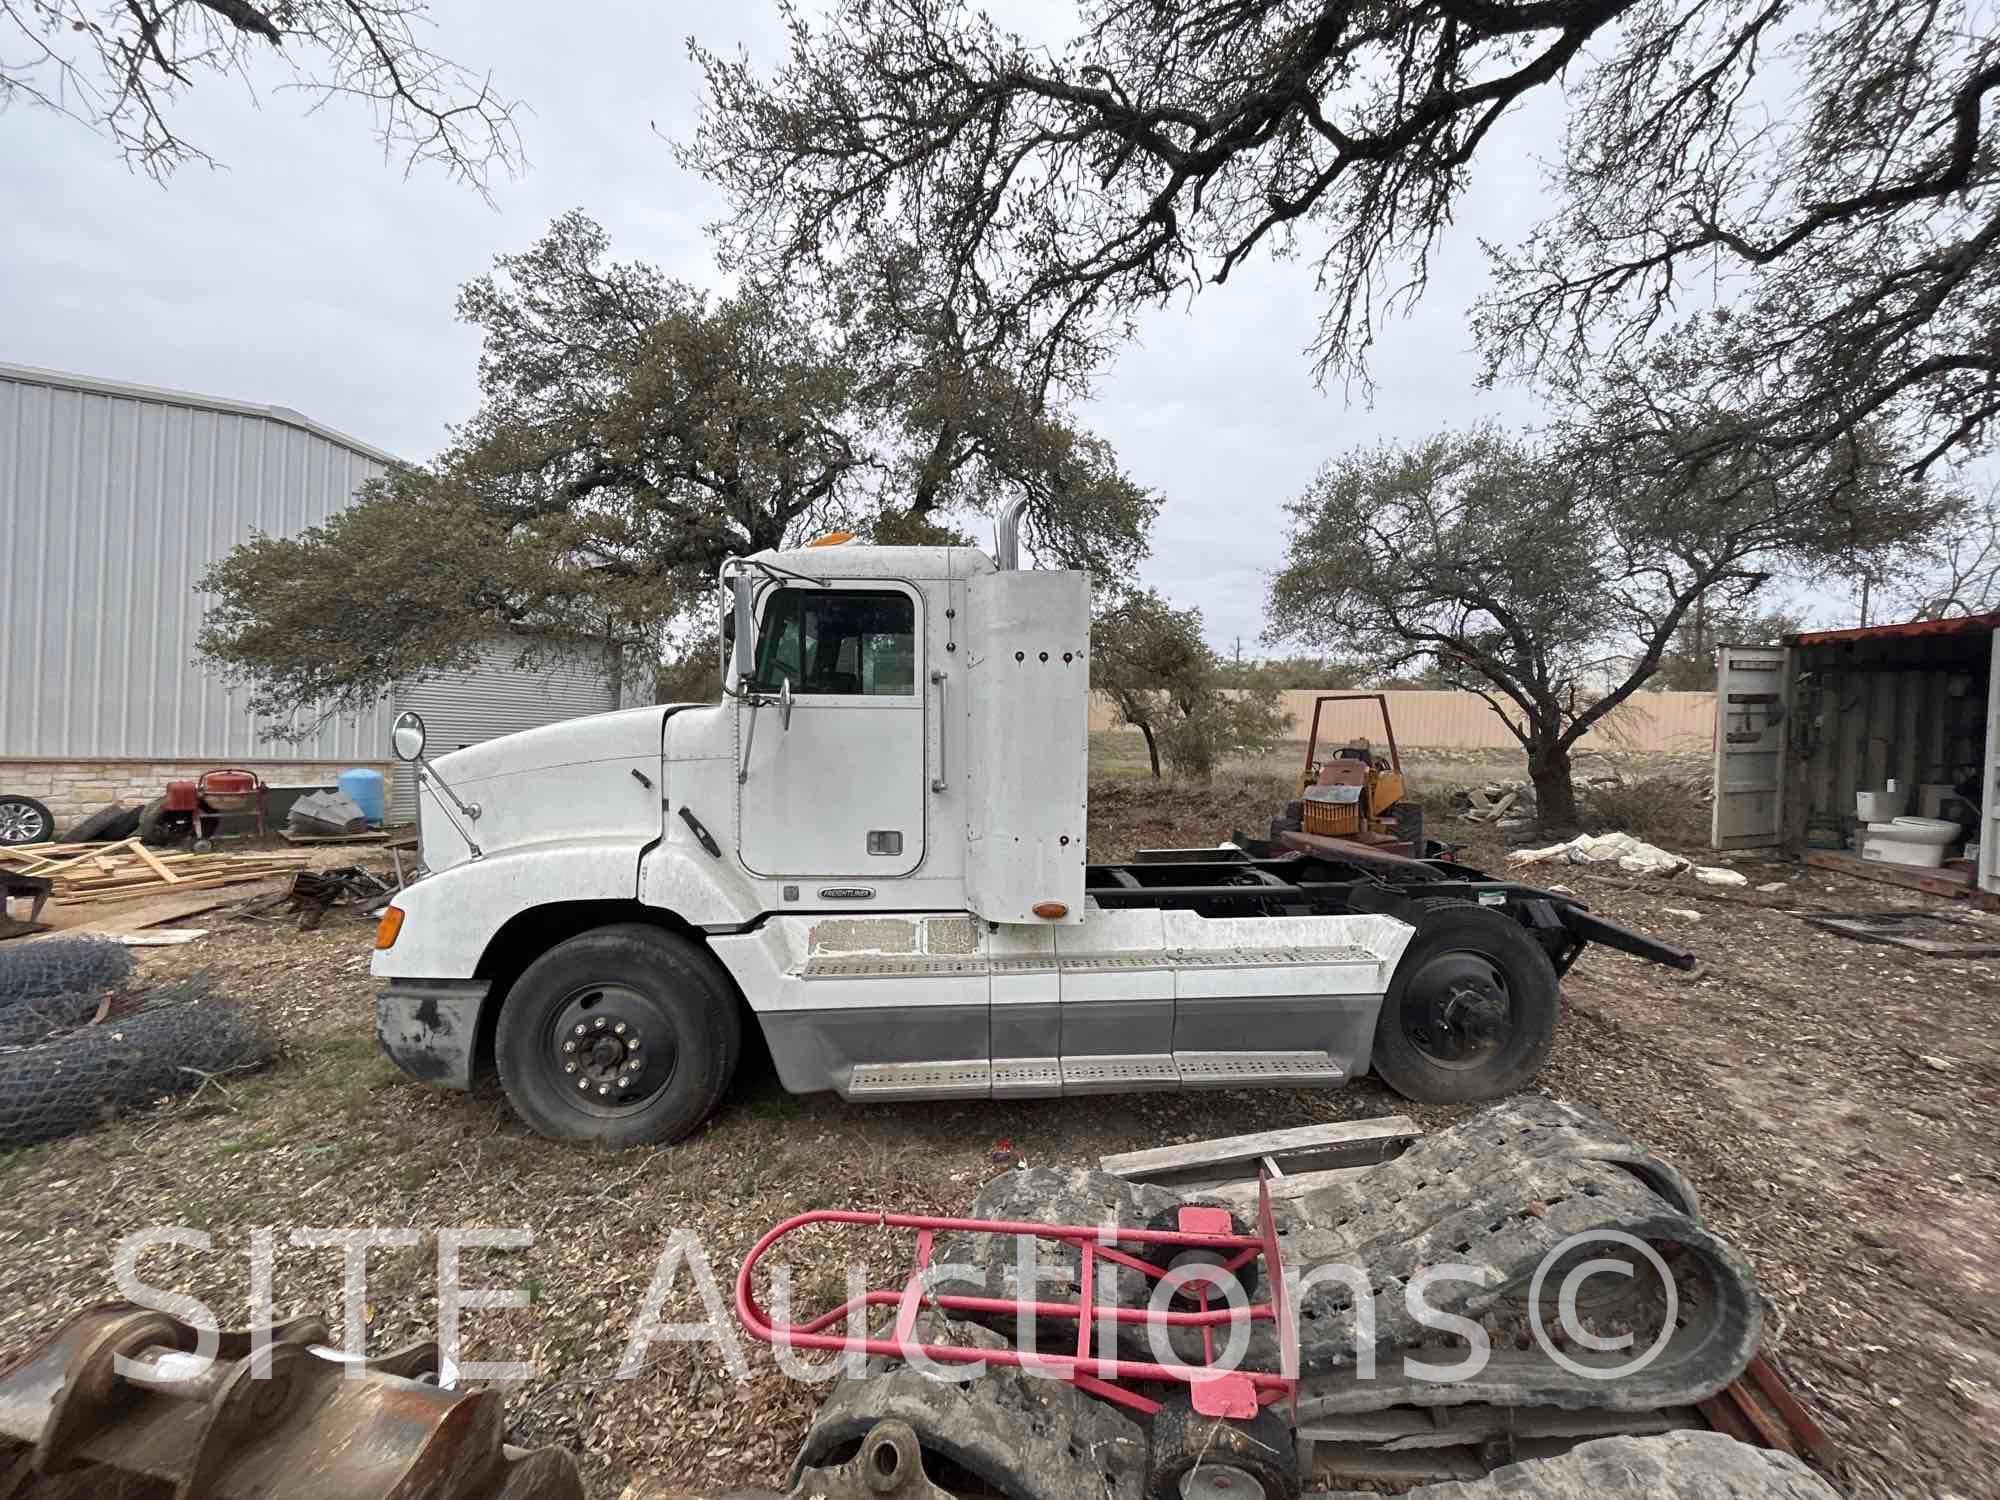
494, 924, 742, 1147
1371, 898, 1560, 1104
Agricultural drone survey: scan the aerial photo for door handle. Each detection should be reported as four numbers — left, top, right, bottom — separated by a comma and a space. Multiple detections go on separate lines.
930, 669, 949, 793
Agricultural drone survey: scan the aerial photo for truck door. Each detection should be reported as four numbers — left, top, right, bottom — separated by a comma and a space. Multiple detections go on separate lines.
737, 581, 927, 878
1710, 644, 1791, 850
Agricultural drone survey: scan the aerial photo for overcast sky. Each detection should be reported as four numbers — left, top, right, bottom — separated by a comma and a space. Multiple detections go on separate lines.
1, 2, 1868, 651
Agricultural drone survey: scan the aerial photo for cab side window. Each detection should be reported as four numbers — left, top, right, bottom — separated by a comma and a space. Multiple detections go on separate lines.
751, 589, 916, 696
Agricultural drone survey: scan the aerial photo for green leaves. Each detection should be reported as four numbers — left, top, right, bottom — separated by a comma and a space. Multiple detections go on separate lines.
196, 211, 1158, 730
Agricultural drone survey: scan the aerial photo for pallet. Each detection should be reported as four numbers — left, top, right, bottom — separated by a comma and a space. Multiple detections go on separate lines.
1804, 849, 2000, 909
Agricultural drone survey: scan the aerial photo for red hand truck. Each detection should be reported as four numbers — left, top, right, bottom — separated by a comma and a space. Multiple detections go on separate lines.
735, 1178, 1299, 1422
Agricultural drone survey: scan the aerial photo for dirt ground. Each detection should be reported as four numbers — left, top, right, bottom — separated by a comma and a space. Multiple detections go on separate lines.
2, 756, 1996, 1497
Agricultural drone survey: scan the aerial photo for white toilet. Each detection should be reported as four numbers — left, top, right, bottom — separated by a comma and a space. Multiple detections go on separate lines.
1862, 815, 1961, 868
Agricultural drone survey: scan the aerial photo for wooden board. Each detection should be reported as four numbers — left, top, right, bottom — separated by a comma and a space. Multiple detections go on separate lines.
36, 878, 292, 934
1202, 1165, 1379, 1212
1804, 849, 2000, 909
279, 830, 392, 844
1099, 1115, 1419, 1184
1797, 909, 2000, 958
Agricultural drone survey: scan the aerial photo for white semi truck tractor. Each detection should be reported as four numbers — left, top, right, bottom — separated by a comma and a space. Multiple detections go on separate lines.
372, 501, 1695, 1144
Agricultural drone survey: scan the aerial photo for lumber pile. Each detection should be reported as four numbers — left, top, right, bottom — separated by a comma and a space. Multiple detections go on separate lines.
0, 839, 310, 907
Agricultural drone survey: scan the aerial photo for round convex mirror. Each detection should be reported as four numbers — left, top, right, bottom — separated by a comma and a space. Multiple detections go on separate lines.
391, 710, 427, 762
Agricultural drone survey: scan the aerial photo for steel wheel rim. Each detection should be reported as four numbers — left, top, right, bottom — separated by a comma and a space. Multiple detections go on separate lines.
543, 982, 678, 1118
1399, 950, 1513, 1070
1180, 1463, 1266, 1499
0, 801, 48, 844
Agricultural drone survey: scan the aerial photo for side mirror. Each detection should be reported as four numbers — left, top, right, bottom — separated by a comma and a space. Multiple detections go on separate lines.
392, 710, 427, 762
731, 574, 755, 685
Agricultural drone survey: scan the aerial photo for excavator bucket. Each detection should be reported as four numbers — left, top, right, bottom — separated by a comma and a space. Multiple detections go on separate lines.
0, 1304, 582, 1500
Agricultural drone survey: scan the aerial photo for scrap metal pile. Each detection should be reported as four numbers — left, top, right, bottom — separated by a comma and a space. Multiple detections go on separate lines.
0, 937, 276, 1147
0, 1304, 583, 1500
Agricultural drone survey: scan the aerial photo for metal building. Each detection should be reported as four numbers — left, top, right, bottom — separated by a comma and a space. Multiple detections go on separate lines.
0, 362, 619, 829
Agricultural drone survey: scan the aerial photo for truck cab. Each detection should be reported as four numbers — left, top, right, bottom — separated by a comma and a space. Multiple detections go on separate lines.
373, 508, 1603, 1145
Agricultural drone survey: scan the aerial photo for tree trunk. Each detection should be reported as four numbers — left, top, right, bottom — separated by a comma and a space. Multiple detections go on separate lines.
1137, 722, 1162, 779
1528, 742, 1580, 831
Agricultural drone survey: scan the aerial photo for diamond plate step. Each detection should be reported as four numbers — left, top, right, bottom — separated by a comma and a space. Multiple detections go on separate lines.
992, 1059, 1063, 1096
847, 1060, 992, 1099
1173, 1050, 1344, 1089
1059, 1054, 1179, 1094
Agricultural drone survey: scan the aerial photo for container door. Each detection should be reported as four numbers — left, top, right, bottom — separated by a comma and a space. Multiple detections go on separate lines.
1711, 645, 1791, 849
1982, 630, 2000, 895
737, 581, 926, 878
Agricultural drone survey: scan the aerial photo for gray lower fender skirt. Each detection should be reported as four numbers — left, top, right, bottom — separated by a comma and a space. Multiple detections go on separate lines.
376, 980, 491, 1091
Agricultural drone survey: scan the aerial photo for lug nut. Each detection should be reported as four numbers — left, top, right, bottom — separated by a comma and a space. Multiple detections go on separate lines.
573, 1023, 586, 1036
563, 1040, 575, 1053
614, 1021, 627, 1034
577, 1078, 589, 1090
597, 1084, 610, 1096
594, 1017, 607, 1030
565, 1062, 576, 1074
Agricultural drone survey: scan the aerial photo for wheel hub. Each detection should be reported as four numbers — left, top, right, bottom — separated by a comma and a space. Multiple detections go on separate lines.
1180, 1463, 1264, 1498
0, 803, 45, 843
1401, 950, 1513, 1069
547, 984, 676, 1114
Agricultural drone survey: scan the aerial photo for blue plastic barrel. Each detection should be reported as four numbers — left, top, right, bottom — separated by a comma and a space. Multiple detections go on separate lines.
337, 767, 386, 827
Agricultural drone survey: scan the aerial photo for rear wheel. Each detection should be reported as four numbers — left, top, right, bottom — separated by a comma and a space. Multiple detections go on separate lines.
1371, 898, 1559, 1104
0, 795, 53, 845
494, 924, 741, 1147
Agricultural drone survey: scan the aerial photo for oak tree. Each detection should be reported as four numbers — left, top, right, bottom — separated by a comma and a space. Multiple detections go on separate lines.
2, 0, 521, 189
1267, 425, 1955, 826
197, 212, 1157, 726
687, 0, 1997, 469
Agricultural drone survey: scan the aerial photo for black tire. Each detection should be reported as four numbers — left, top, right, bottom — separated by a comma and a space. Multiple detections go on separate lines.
58, 801, 130, 844
1146, 1391, 1299, 1500
0, 795, 54, 846
1142, 1207, 1261, 1307
1370, 897, 1560, 1104
137, 795, 177, 847
1390, 800, 1426, 852
494, 924, 742, 1147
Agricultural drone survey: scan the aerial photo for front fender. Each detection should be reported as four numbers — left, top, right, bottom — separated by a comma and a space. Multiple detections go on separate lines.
372, 837, 650, 979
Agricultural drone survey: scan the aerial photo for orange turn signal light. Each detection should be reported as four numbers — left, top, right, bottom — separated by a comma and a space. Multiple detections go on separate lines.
374, 906, 406, 950
1032, 901, 1069, 920
807, 530, 856, 547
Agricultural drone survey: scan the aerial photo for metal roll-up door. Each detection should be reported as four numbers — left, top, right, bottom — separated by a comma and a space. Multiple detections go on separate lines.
389, 638, 620, 822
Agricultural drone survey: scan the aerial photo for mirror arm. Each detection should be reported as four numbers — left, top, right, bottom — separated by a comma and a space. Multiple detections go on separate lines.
415, 757, 484, 859
738, 698, 761, 784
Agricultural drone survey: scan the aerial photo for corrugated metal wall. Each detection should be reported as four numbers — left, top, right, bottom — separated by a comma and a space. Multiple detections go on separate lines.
0, 366, 394, 760
389, 639, 623, 820
1089, 688, 1717, 754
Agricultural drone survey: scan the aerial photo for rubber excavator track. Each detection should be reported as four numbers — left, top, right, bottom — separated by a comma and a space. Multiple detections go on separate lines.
797, 1097, 1794, 1499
